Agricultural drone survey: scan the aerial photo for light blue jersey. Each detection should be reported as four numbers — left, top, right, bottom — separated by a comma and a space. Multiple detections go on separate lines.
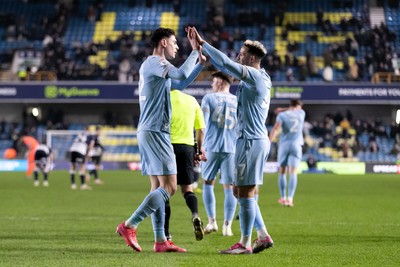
201, 91, 238, 224
276, 109, 305, 168
201, 92, 237, 153
137, 50, 202, 176
137, 51, 200, 133
276, 109, 305, 146
235, 68, 271, 139
202, 43, 271, 185
202, 43, 271, 140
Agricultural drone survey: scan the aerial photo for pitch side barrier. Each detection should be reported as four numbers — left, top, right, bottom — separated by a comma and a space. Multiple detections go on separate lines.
1, 159, 399, 174
0, 82, 399, 104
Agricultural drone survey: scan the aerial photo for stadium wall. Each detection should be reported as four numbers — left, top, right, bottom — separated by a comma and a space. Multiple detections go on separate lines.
0, 81, 399, 124
2, 159, 399, 175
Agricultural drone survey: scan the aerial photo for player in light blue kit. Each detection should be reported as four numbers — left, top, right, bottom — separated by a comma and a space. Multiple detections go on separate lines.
116, 27, 206, 253
201, 71, 238, 237
190, 27, 274, 254
269, 100, 305, 207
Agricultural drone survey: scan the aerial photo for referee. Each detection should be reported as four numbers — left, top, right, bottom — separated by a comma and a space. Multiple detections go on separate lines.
165, 88, 207, 241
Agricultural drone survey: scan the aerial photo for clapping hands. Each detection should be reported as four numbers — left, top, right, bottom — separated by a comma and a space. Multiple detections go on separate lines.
186, 26, 205, 50
186, 26, 207, 64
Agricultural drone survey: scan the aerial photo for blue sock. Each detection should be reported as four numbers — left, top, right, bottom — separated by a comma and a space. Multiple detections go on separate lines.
238, 198, 255, 236
278, 173, 287, 198
253, 200, 265, 231
126, 187, 170, 228
203, 184, 215, 218
151, 204, 166, 242
288, 173, 298, 199
224, 187, 237, 221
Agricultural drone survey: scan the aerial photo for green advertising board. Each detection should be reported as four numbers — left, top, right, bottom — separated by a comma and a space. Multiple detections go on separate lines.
299, 162, 366, 175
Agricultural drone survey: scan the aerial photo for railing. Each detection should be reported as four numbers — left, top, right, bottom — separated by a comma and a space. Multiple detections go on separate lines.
0, 71, 57, 81
0, 71, 17, 81
26, 71, 57, 81
371, 72, 400, 83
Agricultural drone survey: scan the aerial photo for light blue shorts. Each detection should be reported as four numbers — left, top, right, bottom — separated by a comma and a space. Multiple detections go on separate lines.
235, 138, 270, 186
201, 151, 235, 185
278, 142, 302, 168
138, 131, 177, 176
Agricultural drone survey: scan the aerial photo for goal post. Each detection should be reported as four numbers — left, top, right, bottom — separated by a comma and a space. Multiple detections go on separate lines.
46, 129, 140, 162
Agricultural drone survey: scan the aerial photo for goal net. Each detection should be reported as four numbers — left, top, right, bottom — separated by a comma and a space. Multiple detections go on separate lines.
46, 128, 140, 162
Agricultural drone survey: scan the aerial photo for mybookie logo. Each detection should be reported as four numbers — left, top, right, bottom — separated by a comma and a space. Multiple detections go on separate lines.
44, 86, 100, 98
45, 86, 58, 98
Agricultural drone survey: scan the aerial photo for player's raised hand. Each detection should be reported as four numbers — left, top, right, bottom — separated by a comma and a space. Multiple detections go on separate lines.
186, 26, 199, 51
190, 27, 205, 45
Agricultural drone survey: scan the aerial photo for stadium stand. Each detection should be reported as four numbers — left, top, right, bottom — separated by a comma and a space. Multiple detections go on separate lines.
1, 115, 399, 164
0, 0, 398, 82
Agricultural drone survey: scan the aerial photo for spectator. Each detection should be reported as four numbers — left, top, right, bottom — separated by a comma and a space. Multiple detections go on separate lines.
322, 64, 333, 82
87, 5, 96, 23
340, 140, 350, 158
391, 140, 400, 160
316, 7, 324, 29
368, 135, 379, 152
347, 62, 359, 81
2, 0, 399, 83
118, 59, 131, 83
285, 68, 295, 81
339, 117, 351, 138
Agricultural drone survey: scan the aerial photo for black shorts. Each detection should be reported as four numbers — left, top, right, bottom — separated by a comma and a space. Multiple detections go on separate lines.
34, 150, 48, 160
90, 155, 102, 165
70, 151, 85, 164
173, 144, 194, 185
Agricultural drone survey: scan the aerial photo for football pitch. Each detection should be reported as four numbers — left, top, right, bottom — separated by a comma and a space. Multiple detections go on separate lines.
0, 171, 399, 267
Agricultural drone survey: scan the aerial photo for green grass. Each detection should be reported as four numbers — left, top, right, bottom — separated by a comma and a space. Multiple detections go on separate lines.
0, 171, 399, 267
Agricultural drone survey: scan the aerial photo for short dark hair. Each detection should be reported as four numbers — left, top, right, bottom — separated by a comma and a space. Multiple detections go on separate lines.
290, 99, 303, 107
212, 71, 232, 84
150, 27, 175, 48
